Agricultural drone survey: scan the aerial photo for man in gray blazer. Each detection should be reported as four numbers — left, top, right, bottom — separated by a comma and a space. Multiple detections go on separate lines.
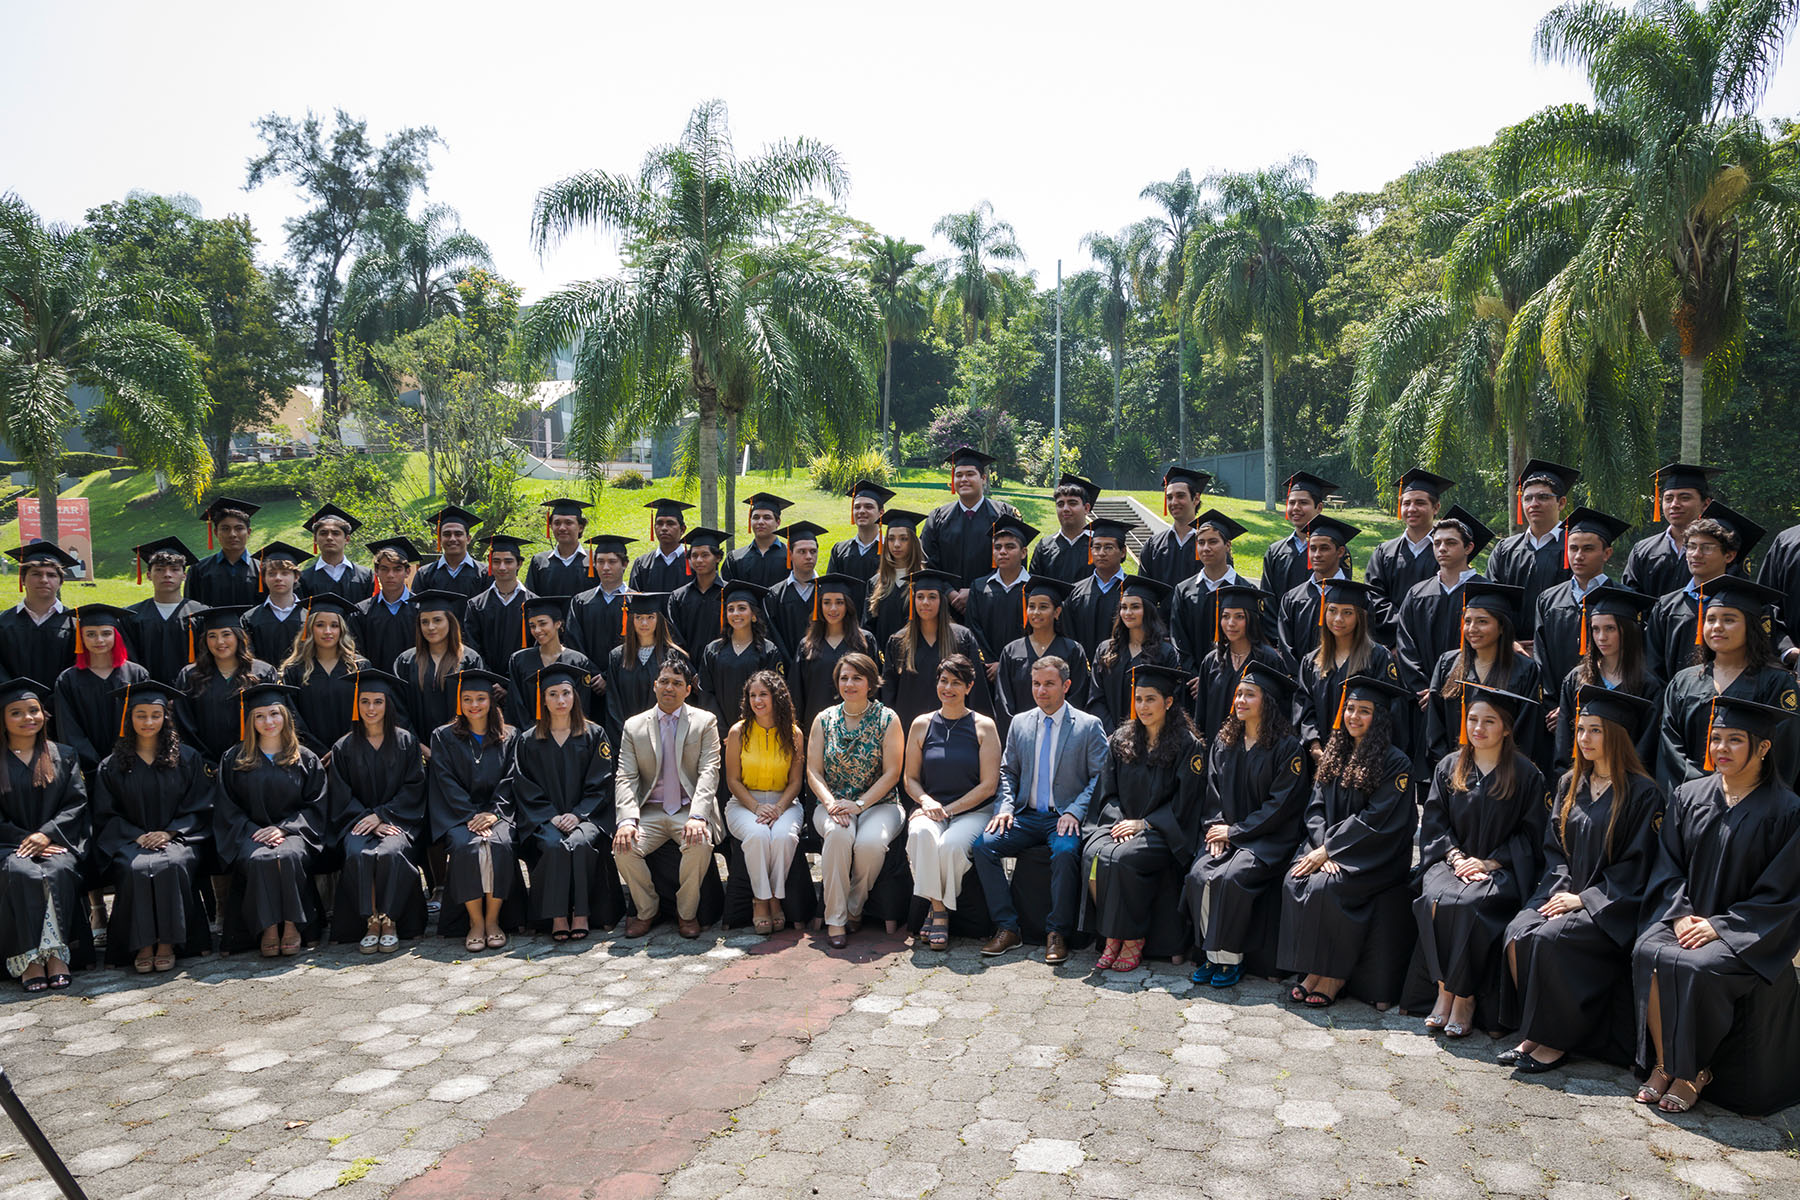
611, 654, 723, 938
972, 655, 1108, 963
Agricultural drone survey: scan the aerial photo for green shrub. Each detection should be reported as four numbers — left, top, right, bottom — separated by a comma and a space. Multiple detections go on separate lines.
0, 452, 130, 477
808, 449, 890, 496
611, 469, 649, 490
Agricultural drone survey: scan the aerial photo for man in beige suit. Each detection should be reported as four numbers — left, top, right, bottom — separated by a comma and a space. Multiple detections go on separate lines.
611, 654, 723, 938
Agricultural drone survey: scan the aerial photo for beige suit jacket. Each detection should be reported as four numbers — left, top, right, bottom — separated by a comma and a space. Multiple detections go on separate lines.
615, 704, 723, 835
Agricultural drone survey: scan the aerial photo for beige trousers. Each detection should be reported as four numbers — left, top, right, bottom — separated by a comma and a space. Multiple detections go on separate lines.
907, 805, 993, 909
613, 806, 713, 921
813, 801, 904, 927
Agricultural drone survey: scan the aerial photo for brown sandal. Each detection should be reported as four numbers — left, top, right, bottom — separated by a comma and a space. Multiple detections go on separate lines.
259, 928, 281, 958
1634, 1066, 1672, 1105
1658, 1069, 1713, 1113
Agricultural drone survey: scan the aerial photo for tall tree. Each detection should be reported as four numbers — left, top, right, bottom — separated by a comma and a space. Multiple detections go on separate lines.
340, 203, 491, 344
523, 99, 877, 530
933, 201, 1024, 345
1069, 225, 1153, 459
859, 235, 929, 468
0, 194, 212, 545
1184, 156, 1331, 510
244, 109, 439, 429
1141, 169, 1205, 460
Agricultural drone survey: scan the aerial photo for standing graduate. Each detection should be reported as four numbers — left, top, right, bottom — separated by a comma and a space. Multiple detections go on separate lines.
669, 527, 730, 655
125, 537, 205, 685
1168, 509, 1258, 666
1136, 466, 1213, 589
1029, 474, 1100, 585
462, 534, 535, 668
1550, 585, 1662, 771
1657, 576, 1800, 790
1531, 508, 1629, 709
867, 509, 927, 648
93, 682, 215, 971
1487, 460, 1578, 628
428, 669, 518, 951
1058, 517, 1132, 659
280, 596, 369, 757
699, 580, 785, 732
880, 568, 992, 730
918, 446, 1020, 606
1275, 514, 1356, 663
1364, 468, 1454, 644
793, 573, 880, 733
0, 543, 78, 694
721, 492, 793, 588
326, 668, 427, 951
629, 499, 694, 593
0, 679, 86, 992
1502, 687, 1663, 1074
52, 604, 150, 785
1631, 696, 1800, 1115
1278, 673, 1418, 1009
1089, 575, 1181, 733
1754, 510, 1800, 639
994, 576, 1091, 732
1623, 463, 1726, 598
1260, 473, 1337, 600
1192, 585, 1294, 745
604, 591, 690, 743
353, 538, 422, 679
1082, 662, 1205, 972
244, 540, 312, 666
393, 591, 485, 736
1423, 582, 1544, 770
565, 533, 635, 667
1644, 503, 1766, 680
175, 606, 278, 762
184, 496, 262, 608
964, 515, 1038, 673
526, 497, 593, 596
410, 505, 489, 618
295, 504, 372, 602
1413, 684, 1549, 1038
827, 480, 895, 586
212, 683, 327, 956
1184, 662, 1308, 988
1395, 505, 1497, 707
1294, 580, 1409, 766
504, 596, 593, 731
512, 662, 623, 940
764, 521, 828, 663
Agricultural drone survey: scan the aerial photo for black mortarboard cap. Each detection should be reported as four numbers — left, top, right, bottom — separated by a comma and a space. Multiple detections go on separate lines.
1283, 471, 1339, 502
1056, 473, 1101, 505
536, 662, 594, 693
643, 498, 693, 521
719, 580, 769, 607
944, 446, 997, 470
1087, 517, 1134, 545
1193, 509, 1248, 541
881, 508, 927, 533
780, 521, 828, 547
1699, 575, 1785, 616
1023, 576, 1075, 603
412, 590, 466, 615
302, 594, 359, 621
238, 682, 301, 712
1653, 462, 1721, 497
1215, 583, 1274, 612
1561, 507, 1631, 546
523, 595, 574, 622
1395, 467, 1455, 501
428, 505, 482, 533
0, 678, 53, 708
132, 536, 200, 568
303, 503, 362, 534
990, 515, 1040, 546
905, 568, 961, 594
1123, 574, 1174, 605
448, 668, 507, 694
7, 543, 77, 570
584, 534, 636, 556
72, 603, 130, 629
112, 680, 179, 712
1709, 695, 1797, 742
1162, 465, 1211, 494
1463, 579, 1525, 622
1695, 500, 1765, 558
1128, 662, 1192, 697
681, 526, 732, 551
623, 590, 674, 617
1438, 504, 1497, 557
476, 533, 534, 559
349, 668, 408, 700
1302, 514, 1360, 546
1572, 684, 1656, 739
846, 480, 897, 506
366, 536, 423, 564
741, 492, 793, 517
202, 496, 262, 523
1320, 579, 1379, 609
1516, 459, 1580, 495
1344, 673, 1412, 704
1239, 660, 1298, 704
190, 605, 251, 633
256, 540, 313, 568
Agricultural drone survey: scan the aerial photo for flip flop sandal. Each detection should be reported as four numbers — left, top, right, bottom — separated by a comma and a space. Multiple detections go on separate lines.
21, 976, 47, 994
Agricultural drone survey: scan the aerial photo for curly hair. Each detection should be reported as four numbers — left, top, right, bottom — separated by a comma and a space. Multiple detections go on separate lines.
1111, 694, 1198, 768
1215, 679, 1295, 754
1317, 703, 1395, 793
112, 699, 182, 769
732, 670, 802, 764
1098, 595, 1172, 670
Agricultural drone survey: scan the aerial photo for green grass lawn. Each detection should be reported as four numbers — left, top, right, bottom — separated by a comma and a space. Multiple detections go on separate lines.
4, 457, 1405, 603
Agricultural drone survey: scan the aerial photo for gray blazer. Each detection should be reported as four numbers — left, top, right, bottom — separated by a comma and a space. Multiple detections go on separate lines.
998, 703, 1108, 821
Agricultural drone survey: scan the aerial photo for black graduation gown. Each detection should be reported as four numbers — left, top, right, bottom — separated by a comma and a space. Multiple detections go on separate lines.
721, 540, 789, 589
1194, 644, 1296, 745
869, 577, 913, 648
1185, 732, 1308, 956
0, 606, 75, 698
1029, 531, 1092, 585
1258, 533, 1310, 603
1395, 574, 1485, 695
510, 722, 623, 925
0, 744, 88, 964
1363, 536, 1437, 645
964, 572, 1030, 661
1551, 669, 1663, 774
392, 646, 484, 739
1279, 745, 1418, 979
184, 552, 260, 608
125, 597, 205, 685
1657, 664, 1800, 792
1530, 577, 1609, 695
505, 645, 595, 731
212, 749, 328, 946
1294, 645, 1408, 755
410, 558, 489, 620
527, 549, 592, 597
1506, 772, 1664, 1052
605, 644, 689, 744
1423, 651, 1544, 772
53, 662, 150, 778
428, 726, 519, 911
1412, 753, 1548, 1000
699, 637, 785, 731
1059, 574, 1125, 659
995, 635, 1092, 733
627, 548, 687, 594
793, 633, 883, 734
880, 624, 992, 731
765, 577, 820, 663
327, 728, 428, 937
1632, 775, 1800, 1085
1170, 571, 1274, 671
1488, 530, 1569, 622
669, 578, 725, 658
919, 497, 1020, 589
282, 656, 372, 755
1089, 640, 1182, 733
174, 661, 279, 761
1645, 586, 1717, 682
1275, 571, 1349, 663
1083, 729, 1205, 940
1622, 530, 1687, 599
461, 585, 534, 669
1755, 525, 1800, 635
296, 559, 373, 604
92, 744, 214, 962
245, 600, 305, 668
352, 594, 419, 683
827, 537, 883, 586
1136, 527, 1204, 590
565, 586, 628, 666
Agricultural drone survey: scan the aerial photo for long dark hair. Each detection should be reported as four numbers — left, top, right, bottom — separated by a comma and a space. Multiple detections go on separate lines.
1318, 704, 1395, 792
1216, 680, 1294, 753
413, 611, 467, 691
1, 719, 57, 791
193, 623, 256, 684
733, 670, 802, 762
1449, 699, 1520, 801
1559, 714, 1651, 861
1313, 603, 1374, 678
1444, 606, 1516, 699
1576, 610, 1649, 691
1098, 596, 1171, 670
1112, 688, 1197, 767
800, 594, 874, 659
1696, 604, 1784, 672
112, 700, 182, 769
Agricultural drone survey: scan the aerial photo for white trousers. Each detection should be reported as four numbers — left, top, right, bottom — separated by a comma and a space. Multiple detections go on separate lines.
724, 793, 803, 900
907, 805, 993, 910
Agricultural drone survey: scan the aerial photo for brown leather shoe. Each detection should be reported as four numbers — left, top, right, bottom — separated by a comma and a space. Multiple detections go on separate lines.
1044, 932, 1069, 964
623, 916, 655, 938
981, 928, 1022, 956
677, 917, 701, 939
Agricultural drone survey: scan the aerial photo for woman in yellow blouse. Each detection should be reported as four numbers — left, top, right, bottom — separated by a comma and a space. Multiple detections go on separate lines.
722, 670, 808, 933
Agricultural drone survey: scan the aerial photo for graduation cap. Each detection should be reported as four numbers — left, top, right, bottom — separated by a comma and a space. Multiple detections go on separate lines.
1462, 580, 1525, 625
1087, 517, 1134, 547
1056, 473, 1101, 506
1435, 504, 1497, 557
1343, 673, 1411, 705
1320, 578, 1379, 609
1127, 662, 1193, 717
132, 535, 199, 583
989, 515, 1040, 549
72, 602, 129, 629
1161, 465, 1212, 495
1561, 507, 1631, 550
1695, 575, 1785, 649
427, 505, 481, 554
1651, 463, 1722, 519
349, 667, 409, 722
476, 533, 534, 572
540, 496, 592, 519
583, 533, 636, 578
236, 681, 301, 740
303, 503, 362, 536
1283, 471, 1339, 503
1573, 583, 1655, 658
812, 572, 866, 622
1571, 684, 1656, 741
1459, 681, 1536, 724
1215, 583, 1273, 613
1302, 514, 1360, 547
881, 508, 928, 534
905, 569, 961, 611
1393, 467, 1455, 518
523, 595, 573, 623
1695, 500, 1765, 559
532, 661, 594, 722
1516, 458, 1580, 503
1193, 509, 1248, 542
944, 446, 997, 475
846, 480, 896, 507
681, 526, 732, 553
0, 677, 53, 710
7, 542, 77, 581
189, 605, 252, 636
412, 590, 466, 620
366, 536, 424, 564
448, 667, 507, 695
199, 496, 261, 548
720, 580, 770, 607
741, 492, 793, 518
1122, 574, 1174, 607
302, 593, 359, 623
111, 679, 180, 735
1024, 576, 1075, 604
781, 520, 828, 548
643, 498, 693, 527
255, 540, 313, 578
1239, 660, 1298, 706
1708, 694, 1797, 744
619, 589, 674, 639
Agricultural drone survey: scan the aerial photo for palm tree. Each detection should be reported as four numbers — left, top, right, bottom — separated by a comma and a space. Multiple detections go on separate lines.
523, 100, 877, 530
1141, 169, 1205, 460
1068, 226, 1154, 453
341, 204, 491, 343
860, 235, 929, 468
1183, 156, 1330, 510
0, 194, 212, 545
933, 201, 1024, 345
1458, 0, 1800, 460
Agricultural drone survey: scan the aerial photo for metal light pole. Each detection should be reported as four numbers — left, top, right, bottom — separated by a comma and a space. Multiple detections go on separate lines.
1052, 260, 1062, 479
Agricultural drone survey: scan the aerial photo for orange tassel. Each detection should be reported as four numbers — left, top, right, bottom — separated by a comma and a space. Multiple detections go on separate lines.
352, 675, 360, 722
1652, 469, 1662, 523
135, 551, 142, 585
909, 586, 915, 621
1215, 594, 1222, 643
1332, 682, 1348, 730
370, 576, 379, 599
1459, 686, 1469, 746
685, 555, 692, 577
1020, 589, 1026, 629
207, 521, 214, 551
587, 553, 596, 578
456, 686, 463, 717
1194, 537, 1200, 563
238, 694, 246, 744
620, 598, 629, 637
1396, 481, 1403, 520
991, 547, 996, 569
536, 683, 543, 722
1703, 698, 1716, 771
1086, 542, 1092, 566
1515, 485, 1524, 527
521, 612, 528, 649
1578, 599, 1589, 657
1695, 596, 1705, 645
1162, 492, 1168, 517
813, 588, 821, 621
1318, 590, 1326, 627
118, 683, 129, 738
1562, 530, 1569, 570
187, 623, 195, 663
434, 519, 442, 551
1129, 667, 1138, 720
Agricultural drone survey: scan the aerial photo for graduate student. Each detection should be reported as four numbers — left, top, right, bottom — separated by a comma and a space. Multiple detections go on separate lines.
280, 596, 369, 757
296, 504, 372, 602
964, 516, 1038, 676
504, 595, 593, 731
1531, 508, 1628, 710
526, 497, 593, 596
1364, 468, 1454, 643
353, 537, 422, 679
793, 573, 881, 733
1549, 585, 1661, 771
244, 540, 311, 666
765, 521, 828, 663
1294, 580, 1408, 766
827, 480, 895, 586
1029, 473, 1100, 585
92, 681, 215, 971
1643, 503, 1765, 681
1184, 661, 1308, 988
1275, 514, 1357, 662
411, 505, 489, 615
1502, 687, 1663, 1075
918, 446, 1020, 606
1058, 517, 1133, 659
880, 568, 992, 731
1423, 581, 1544, 771
1168, 508, 1256, 663
669, 527, 730, 655
1623, 463, 1722, 598
566, 533, 635, 667
722, 493, 793, 589
1191, 584, 1294, 745
0, 542, 78, 692
604, 591, 689, 744
867, 508, 927, 647
175, 606, 278, 762
1488, 460, 1579, 626
462, 533, 535, 668
1632, 696, 1800, 1114
699, 580, 785, 732
1395, 504, 1497, 709
630, 498, 694, 593
427, 669, 518, 952
125, 536, 205, 685
1089, 575, 1180, 734
393, 591, 485, 736
186, 496, 262, 608
53, 604, 150, 787
326, 668, 427, 952
994, 576, 1091, 732
1260, 472, 1338, 600
0, 678, 87, 992
1136, 466, 1213, 588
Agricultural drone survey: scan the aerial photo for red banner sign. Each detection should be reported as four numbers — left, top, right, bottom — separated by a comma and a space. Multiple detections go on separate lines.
19, 498, 94, 579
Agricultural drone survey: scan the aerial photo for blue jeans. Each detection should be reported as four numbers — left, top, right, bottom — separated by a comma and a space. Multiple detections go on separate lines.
973, 807, 1082, 934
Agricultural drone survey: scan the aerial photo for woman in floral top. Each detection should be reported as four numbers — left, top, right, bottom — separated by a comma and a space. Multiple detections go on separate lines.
805, 652, 904, 949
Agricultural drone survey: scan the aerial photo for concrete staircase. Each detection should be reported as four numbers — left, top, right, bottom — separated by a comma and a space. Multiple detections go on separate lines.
1092, 496, 1169, 565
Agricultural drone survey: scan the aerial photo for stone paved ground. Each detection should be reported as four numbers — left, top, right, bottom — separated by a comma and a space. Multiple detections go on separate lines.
1, 932, 1798, 1199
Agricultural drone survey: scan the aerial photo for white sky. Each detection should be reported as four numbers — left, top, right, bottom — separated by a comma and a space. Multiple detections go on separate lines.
5, 0, 1798, 301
